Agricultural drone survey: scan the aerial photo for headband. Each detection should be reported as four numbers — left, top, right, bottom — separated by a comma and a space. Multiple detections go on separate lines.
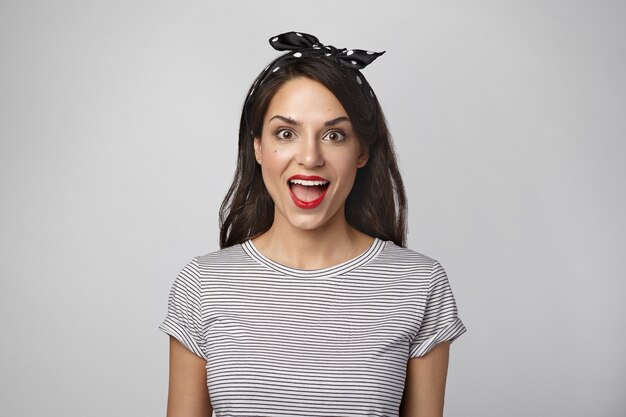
269, 31, 383, 70
244, 31, 385, 129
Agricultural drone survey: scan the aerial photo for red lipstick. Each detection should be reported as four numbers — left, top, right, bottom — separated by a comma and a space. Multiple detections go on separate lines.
287, 175, 329, 209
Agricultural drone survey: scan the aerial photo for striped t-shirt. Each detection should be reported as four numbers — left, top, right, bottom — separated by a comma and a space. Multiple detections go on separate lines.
159, 238, 466, 416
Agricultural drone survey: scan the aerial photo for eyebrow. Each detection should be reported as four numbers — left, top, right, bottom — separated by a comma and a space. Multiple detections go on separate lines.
324, 116, 350, 126
268, 115, 350, 127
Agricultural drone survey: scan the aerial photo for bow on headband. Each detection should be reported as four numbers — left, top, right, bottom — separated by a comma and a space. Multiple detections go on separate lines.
269, 31, 385, 70
243, 31, 384, 133
246, 31, 384, 98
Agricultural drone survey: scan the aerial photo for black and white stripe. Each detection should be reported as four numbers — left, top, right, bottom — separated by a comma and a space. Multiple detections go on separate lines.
160, 239, 466, 416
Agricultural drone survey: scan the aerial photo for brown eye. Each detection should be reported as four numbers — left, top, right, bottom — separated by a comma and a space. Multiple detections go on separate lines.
276, 128, 294, 140
324, 130, 346, 142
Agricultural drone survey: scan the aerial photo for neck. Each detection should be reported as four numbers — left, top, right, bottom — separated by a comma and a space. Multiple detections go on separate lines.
252, 211, 373, 270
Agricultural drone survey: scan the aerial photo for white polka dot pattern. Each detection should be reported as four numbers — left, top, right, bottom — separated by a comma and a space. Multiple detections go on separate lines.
243, 31, 387, 122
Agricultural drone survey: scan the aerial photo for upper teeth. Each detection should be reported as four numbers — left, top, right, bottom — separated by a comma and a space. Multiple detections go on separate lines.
290, 179, 328, 186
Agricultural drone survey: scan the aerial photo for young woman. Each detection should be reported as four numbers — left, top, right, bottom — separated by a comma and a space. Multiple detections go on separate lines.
160, 31, 466, 417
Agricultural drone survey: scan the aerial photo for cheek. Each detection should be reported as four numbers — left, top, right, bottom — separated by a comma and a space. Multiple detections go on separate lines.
264, 145, 287, 160
328, 152, 361, 179
260, 145, 291, 176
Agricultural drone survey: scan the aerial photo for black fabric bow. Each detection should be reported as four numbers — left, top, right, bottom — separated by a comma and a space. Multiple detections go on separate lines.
243, 31, 384, 132
268, 31, 385, 70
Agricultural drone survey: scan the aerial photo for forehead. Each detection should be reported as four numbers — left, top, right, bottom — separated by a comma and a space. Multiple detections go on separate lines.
264, 77, 349, 122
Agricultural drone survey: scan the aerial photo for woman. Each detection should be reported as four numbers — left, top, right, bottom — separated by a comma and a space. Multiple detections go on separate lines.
160, 31, 466, 417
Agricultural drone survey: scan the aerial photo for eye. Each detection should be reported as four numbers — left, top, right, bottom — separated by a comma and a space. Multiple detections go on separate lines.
275, 128, 295, 140
323, 129, 347, 142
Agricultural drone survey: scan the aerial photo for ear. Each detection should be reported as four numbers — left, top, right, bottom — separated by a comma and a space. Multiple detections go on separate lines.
357, 145, 369, 168
253, 137, 262, 165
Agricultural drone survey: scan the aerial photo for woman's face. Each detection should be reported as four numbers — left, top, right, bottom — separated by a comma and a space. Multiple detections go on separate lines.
254, 76, 368, 233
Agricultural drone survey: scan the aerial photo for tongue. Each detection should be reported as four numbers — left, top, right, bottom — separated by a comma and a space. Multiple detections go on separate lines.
291, 184, 325, 202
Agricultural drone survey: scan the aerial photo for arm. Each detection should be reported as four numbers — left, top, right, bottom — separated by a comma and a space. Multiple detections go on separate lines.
399, 341, 450, 417
166, 336, 213, 417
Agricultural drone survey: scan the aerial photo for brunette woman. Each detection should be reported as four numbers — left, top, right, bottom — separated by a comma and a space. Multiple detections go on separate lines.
160, 31, 466, 417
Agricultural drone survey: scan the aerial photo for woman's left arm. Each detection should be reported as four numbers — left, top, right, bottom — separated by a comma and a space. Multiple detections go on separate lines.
399, 341, 451, 417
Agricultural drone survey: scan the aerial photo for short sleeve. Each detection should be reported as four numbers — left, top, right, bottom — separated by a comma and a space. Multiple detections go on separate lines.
158, 257, 208, 360
409, 260, 466, 358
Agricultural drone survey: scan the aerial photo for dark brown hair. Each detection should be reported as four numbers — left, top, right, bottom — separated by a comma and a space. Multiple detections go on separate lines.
219, 57, 407, 248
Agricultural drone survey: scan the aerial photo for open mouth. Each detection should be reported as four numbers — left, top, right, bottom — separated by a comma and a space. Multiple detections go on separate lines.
288, 176, 330, 209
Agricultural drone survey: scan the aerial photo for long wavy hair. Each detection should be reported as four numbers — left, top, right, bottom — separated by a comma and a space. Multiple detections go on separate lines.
219, 57, 407, 248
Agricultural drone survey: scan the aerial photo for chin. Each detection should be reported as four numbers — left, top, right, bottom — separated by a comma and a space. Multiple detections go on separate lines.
284, 215, 329, 232
282, 206, 345, 233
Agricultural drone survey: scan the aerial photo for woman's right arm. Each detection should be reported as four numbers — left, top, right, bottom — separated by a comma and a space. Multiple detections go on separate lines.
166, 336, 213, 417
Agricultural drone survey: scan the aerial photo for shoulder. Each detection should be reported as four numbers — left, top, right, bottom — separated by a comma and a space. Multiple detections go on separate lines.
354, 239, 446, 289
184, 244, 251, 276
186, 243, 265, 282
375, 240, 441, 272
195, 244, 247, 267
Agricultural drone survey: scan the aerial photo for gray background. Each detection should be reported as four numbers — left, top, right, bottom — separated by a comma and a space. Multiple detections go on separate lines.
1, 0, 624, 416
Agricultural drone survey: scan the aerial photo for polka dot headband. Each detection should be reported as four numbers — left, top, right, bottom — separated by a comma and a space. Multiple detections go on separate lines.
244, 31, 385, 126
269, 31, 384, 70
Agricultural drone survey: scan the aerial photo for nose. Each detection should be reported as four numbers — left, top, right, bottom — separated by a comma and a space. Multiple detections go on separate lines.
295, 135, 324, 168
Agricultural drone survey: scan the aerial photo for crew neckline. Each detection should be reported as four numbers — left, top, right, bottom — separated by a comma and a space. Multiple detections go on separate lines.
241, 237, 386, 278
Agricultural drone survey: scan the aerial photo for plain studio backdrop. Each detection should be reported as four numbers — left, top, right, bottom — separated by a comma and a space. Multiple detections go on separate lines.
1, 0, 624, 416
